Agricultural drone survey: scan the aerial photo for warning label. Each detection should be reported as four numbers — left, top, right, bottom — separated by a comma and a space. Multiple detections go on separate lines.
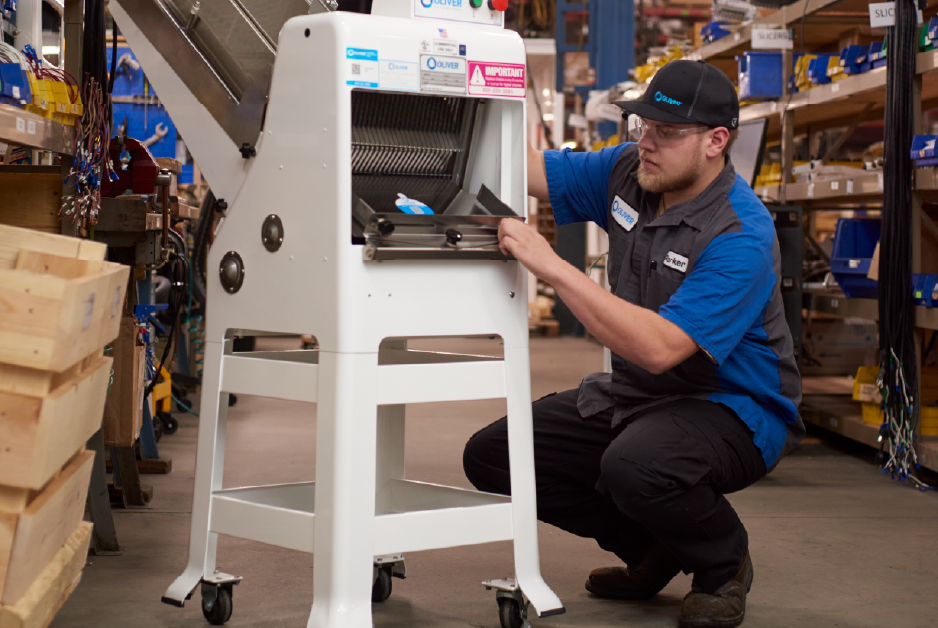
467, 61, 526, 98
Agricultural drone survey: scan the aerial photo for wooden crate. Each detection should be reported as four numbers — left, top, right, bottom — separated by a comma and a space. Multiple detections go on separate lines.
0, 248, 129, 372
0, 521, 92, 628
0, 170, 62, 234
0, 356, 110, 490
0, 224, 105, 271
0, 451, 94, 606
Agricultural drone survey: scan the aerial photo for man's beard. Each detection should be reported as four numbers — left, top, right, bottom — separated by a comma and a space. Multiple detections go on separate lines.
636, 145, 703, 194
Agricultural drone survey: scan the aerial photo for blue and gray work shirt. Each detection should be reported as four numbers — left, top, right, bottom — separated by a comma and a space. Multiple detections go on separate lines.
544, 143, 805, 469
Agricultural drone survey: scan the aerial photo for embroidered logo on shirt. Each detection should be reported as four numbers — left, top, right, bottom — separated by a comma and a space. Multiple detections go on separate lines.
663, 251, 689, 273
611, 195, 639, 232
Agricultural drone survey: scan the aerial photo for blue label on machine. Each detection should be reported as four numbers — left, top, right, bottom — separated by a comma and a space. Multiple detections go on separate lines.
395, 194, 434, 215
347, 48, 380, 88
347, 48, 378, 61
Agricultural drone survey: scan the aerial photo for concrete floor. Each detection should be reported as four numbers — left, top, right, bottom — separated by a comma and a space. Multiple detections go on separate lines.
53, 337, 938, 628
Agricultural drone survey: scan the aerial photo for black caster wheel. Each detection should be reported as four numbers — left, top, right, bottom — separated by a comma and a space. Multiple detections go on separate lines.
158, 412, 179, 435
372, 566, 392, 603
202, 586, 233, 625
498, 597, 524, 628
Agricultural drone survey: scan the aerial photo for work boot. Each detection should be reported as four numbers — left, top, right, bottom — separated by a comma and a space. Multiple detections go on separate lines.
678, 552, 753, 628
585, 544, 682, 600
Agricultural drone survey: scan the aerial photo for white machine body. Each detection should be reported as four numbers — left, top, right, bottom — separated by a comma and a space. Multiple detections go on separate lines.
109, 1, 564, 626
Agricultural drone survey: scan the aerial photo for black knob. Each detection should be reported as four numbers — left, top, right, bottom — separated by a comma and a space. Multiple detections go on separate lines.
445, 229, 463, 246
215, 199, 228, 213
376, 219, 395, 236
239, 143, 256, 159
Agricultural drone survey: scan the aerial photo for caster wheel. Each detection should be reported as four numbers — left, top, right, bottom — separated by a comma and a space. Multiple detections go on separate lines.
158, 412, 179, 435
498, 597, 524, 628
202, 587, 233, 625
372, 566, 392, 603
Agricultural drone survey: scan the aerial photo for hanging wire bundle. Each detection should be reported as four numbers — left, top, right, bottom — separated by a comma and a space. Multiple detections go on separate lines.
877, 0, 931, 490
61, 77, 113, 225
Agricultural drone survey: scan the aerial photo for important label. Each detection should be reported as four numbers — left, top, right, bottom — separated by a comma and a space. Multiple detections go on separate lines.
751, 27, 793, 50
420, 55, 466, 94
467, 61, 525, 98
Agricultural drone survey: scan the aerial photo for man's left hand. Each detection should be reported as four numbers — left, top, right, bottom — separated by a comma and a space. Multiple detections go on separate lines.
498, 218, 566, 282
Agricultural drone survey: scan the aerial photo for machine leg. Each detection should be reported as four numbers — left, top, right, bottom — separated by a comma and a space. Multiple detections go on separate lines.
86, 429, 121, 555
503, 346, 564, 617
307, 351, 379, 628
162, 340, 233, 606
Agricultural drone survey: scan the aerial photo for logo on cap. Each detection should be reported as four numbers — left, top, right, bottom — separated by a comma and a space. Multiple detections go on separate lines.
655, 91, 682, 106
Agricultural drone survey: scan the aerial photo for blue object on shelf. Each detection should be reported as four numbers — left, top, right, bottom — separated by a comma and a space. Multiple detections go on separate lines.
840, 45, 871, 75
929, 17, 938, 42
830, 217, 881, 299
807, 53, 835, 84
0, 62, 31, 105
737, 52, 783, 100
910, 135, 938, 167
912, 274, 938, 307
913, 274, 929, 306
701, 22, 732, 44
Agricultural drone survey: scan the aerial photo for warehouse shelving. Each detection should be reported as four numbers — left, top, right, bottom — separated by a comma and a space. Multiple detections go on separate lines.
0, 103, 76, 156
686, 0, 938, 470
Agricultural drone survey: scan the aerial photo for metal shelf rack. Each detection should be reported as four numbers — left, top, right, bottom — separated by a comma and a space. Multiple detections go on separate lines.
688, 0, 938, 470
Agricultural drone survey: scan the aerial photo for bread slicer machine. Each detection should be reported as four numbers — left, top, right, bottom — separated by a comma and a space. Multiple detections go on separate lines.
110, 0, 565, 626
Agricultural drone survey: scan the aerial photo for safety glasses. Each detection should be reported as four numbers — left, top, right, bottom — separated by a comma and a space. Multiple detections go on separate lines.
635, 117, 711, 146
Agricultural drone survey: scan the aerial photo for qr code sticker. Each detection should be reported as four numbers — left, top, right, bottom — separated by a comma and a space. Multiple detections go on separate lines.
351, 63, 360, 75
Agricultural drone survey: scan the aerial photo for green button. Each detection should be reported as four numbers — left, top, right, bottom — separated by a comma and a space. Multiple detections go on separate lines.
470, 0, 483, 7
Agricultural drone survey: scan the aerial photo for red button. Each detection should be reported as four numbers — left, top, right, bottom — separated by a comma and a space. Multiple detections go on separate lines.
489, 0, 509, 11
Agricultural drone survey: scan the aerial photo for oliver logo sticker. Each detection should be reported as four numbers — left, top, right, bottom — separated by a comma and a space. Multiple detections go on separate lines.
611, 195, 639, 232
663, 251, 689, 273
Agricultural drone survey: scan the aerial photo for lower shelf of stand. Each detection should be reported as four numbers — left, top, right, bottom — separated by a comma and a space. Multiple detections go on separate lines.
801, 394, 938, 473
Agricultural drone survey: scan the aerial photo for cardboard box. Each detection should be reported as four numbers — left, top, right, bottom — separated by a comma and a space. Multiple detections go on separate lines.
103, 317, 145, 447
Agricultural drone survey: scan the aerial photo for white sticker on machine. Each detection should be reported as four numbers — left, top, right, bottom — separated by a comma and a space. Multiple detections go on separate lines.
419, 55, 466, 94
380, 59, 420, 92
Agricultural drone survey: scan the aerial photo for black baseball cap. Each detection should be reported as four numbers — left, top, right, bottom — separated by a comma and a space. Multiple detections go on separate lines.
614, 60, 739, 130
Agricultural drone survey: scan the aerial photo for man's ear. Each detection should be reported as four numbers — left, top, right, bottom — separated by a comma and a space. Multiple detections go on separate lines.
706, 127, 730, 159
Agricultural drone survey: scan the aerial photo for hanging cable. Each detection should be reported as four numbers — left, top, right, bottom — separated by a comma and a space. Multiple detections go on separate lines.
877, 0, 931, 490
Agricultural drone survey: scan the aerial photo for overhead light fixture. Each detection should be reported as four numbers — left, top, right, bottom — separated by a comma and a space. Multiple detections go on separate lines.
42, 46, 60, 56
560, 141, 577, 150
542, 88, 551, 97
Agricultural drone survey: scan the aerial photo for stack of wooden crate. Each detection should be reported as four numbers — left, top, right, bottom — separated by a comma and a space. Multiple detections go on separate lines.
0, 225, 129, 628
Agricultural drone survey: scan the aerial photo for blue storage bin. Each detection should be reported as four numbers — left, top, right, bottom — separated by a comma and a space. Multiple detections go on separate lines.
0, 62, 31, 106
840, 45, 871, 75
910, 135, 938, 167
737, 52, 783, 100
830, 217, 881, 299
807, 54, 835, 84
701, 22, 732, 44
929, 17, 938, 42
913, 274, 930, 306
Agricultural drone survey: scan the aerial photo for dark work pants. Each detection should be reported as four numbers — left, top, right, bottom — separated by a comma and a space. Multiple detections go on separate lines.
462, 389, 767, 593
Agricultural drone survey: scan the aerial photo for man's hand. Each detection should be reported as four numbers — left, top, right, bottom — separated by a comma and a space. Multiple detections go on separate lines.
498, 218, 567, 282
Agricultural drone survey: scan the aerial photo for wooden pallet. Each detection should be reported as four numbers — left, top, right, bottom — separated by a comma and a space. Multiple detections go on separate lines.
529, 318, 560, 337
0, 521, 91, 628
